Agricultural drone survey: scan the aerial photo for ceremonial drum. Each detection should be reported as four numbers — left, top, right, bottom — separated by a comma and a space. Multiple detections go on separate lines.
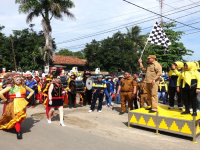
86, 77, 93, 90
69, 80, 84, 94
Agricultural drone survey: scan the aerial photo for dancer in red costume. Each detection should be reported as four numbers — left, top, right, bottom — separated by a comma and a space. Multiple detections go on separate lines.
0, 74, 34, 139
46, 75, 66, 126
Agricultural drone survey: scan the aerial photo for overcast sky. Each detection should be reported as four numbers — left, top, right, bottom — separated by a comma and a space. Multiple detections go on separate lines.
0, 0, 200, 61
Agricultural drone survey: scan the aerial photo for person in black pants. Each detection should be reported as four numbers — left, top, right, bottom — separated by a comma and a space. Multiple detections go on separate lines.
67, 73, 77, 108
84, 90, 92, 105
177, 62, 200, 116
168, 61, 183, 110
82, 70, 92, 106
88, 75, 106, 113
68, 92, 76, 108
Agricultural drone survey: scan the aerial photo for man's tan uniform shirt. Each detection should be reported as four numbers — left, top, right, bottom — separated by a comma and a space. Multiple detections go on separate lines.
120, 77, 137, 92
140, 61, 162, 83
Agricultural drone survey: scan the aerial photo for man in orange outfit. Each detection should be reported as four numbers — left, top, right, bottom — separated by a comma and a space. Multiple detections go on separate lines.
117, 72, 137, 115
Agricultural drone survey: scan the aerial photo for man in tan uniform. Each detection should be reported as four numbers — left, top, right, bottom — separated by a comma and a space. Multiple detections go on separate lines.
138, 55, 162, 113
117, 72, 137, 114
137, 74, 151, 108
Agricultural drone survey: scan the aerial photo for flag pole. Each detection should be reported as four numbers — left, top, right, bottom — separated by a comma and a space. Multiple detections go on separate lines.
140, 42, 148, 59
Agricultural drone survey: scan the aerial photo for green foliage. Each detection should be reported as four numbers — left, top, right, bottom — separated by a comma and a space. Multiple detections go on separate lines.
84, 26, 146, 73
15, 0, 76, 64
0, 26, 56, 71
15, 0, 75, 23
143, 22, 193, 71
56, 49, 73, 56
56, 49, 85, 59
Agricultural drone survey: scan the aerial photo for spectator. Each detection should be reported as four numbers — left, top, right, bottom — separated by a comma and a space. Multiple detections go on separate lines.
158, 77, 168, 104
115, 75, 124, 104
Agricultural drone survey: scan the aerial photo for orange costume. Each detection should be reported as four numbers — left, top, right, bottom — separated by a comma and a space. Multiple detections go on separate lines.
0, 80, 34, 139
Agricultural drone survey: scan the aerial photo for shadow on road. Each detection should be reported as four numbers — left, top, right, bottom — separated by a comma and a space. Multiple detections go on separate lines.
112, 106, 121, 113
2, 117, 40, 135
21, 117, 40, 133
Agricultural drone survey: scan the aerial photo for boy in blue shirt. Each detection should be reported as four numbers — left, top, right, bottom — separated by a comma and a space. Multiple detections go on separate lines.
25, 74, 37, 108
104, 76, 114, 108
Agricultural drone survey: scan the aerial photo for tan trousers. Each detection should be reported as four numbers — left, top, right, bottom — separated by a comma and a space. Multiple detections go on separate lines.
120, 92, 133, 113
140, 94, 151, 108
146, 82, 159, 111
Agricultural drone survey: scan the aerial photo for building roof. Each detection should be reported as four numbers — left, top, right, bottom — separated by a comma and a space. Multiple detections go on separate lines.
53, 55, 86, 66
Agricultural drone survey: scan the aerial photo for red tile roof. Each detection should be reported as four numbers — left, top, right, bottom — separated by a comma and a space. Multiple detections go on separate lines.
53, 55, 86, 66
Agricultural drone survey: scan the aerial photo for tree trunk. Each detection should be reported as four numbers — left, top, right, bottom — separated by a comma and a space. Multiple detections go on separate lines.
42, 19, 54, 65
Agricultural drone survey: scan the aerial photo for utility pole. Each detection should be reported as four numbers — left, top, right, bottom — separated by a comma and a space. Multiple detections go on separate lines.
159, 0, 164, 25
10, 34, 17, 71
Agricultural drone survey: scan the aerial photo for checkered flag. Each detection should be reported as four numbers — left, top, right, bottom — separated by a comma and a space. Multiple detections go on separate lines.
147, 22, 171, 53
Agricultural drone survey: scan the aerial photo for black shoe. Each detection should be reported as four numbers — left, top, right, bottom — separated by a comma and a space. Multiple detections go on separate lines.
192, 112, 197, 116
119, 112, 125, 115
83, 104, 86, 106
149, 110, 157, 113
145, 107, 151, 110
73, 105, 77, 108
17, 132, 22, 140
69, 106, 72, 109
179, 107, 183, 110
88, 103, 91, 105
181, 111, 190, 115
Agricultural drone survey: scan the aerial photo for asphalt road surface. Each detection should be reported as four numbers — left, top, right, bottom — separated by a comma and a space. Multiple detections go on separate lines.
0, 100, 199, 150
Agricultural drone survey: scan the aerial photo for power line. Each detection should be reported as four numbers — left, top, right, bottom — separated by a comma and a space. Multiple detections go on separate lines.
11, 1, 199, 45
184, 30, 200, 36
53, 0, 184, 35
56, 4, 200, 45
122, 0, 200, 30
53, 0, 182, 33
56, 16, 200, 50
56, 29, 200, 50
162, 1, 192, 13
188, 0, 200, 6
56, 19, 200, 51
54, 2, 198, 36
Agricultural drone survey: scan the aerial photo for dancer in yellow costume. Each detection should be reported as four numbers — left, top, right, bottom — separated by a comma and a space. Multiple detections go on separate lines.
0, 74, 34, 140
43, 78, 52, 107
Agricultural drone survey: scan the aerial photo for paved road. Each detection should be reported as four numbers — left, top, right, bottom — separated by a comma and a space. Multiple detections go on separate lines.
0, 101, 199, 150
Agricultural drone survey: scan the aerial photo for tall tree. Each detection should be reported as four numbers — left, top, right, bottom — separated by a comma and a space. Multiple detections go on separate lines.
0, 26, 55, 71
143, 22, 193, 71
15, 0, 75, 65
84, 27, 145, 73
0, 25, 14, 70
126, 26, 147, 51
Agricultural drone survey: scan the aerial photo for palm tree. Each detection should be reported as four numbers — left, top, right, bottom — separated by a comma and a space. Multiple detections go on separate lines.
126, 26, 147, 52
15, 0, 75, 65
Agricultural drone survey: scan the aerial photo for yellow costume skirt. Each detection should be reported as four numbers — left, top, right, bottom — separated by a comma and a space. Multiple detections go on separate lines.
0, 99, 27, 130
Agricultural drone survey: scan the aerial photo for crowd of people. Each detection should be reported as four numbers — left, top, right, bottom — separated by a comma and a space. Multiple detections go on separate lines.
0, 54, 200, 140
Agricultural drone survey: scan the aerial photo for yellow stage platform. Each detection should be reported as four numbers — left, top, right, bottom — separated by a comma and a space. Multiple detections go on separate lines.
128, 105, 200, 143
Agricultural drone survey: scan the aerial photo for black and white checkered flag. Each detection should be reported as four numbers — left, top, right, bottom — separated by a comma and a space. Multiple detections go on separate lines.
147, 22, 171, 53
